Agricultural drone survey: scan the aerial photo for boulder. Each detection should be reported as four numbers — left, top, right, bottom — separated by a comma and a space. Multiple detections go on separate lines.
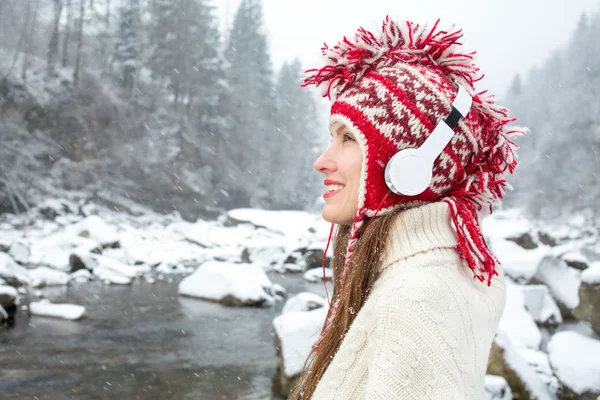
272, 307, 328, 397
507, 232, 538, 250
178, 261, 279, 307
573, 263, 600, 334
548, 331, 600, 399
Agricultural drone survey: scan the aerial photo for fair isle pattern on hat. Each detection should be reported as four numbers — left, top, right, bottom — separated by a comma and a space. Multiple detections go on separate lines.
303, 17, 526, 337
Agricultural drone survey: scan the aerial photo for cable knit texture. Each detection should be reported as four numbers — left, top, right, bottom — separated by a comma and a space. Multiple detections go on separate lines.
310, 202, 506, 399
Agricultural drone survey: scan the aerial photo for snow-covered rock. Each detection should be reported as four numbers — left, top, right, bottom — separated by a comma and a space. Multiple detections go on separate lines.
273, 307, 328, 396
0, 285, 19, 310
521, 285, 562, 325
0, 252, 31, 287
482, 209, 534, 241
7, 241, 30, 264
491, 240, 548, 282
548, 331, 600, 397
488, 332, 555, 400
64, 215, 120, 247
574, 261, 600, 334
178, 262, 278, 307
282, 292, 327, 314
484, 375, 513, 400
559, 250, 590, 271
497, 283, 542, 349
70, 269, 93, 283
28, 231, 101, 271
30, 300, 86, 320
582, 261, 600, 284
28, 267, 71, 287
536, 257, 581, 314
303, 267, 333, 283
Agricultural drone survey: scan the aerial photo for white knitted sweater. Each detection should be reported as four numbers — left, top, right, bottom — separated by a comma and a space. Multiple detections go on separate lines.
311, 202, 506, 399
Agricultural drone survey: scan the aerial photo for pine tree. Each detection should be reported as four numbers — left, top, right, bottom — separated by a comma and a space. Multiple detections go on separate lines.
274, 59, 321, 209
113, 0, 140, 93
224, 0, 278, 208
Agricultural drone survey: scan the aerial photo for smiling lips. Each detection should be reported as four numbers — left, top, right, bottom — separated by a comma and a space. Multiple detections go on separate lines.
324, 179, 345, 199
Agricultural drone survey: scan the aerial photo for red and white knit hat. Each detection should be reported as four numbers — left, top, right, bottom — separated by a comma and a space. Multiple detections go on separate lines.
303, 17, 526, 331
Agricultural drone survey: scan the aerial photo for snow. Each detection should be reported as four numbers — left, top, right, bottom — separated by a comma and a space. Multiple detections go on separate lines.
0, 304, 7, 320
497, 283, 542, 349
28, 267, 71, 287
0, 253, 32, 286
282, 292, 327, 314
28, 231, 101, 272
548, 331, 600, 395
228, 208, 319, 237
560, 250, 589, 265
71, 269, 93, 283
536, 257, 581, 309
484, 375, 512, 400
273, 307, 328, 377
491, 240, 548, 282
581, 261, 600, 284
178, 262, 278, 306
482, 209, 534, 240
7, 241, 30, 264
29, 300, 86, 320
520, 285, 562, 325
64, 215, 120, 246
494, 332, 555, 400
303, 267, 333, 283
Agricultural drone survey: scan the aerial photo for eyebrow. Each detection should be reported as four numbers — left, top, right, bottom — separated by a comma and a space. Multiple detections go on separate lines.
330, 125, 345, 137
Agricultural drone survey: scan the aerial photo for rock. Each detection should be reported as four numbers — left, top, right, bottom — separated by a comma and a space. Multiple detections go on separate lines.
272, 307, 328, 397
573, 263, 600, 334
560, 251, 590, 271
507, 232, 538, 250
0, 285, 19, 312
534, 257, 581, 320
178, 262, 277, 307
69, 254, 89, 273
282, 292, 326, 314
538, 231, 557, 247
521, 285, 562, 326
241, 248, 250, 263
487, 335, 555, 400
30, 300, 86, 320
303, 267, 333, 283
8, 241, 30, 264
0, 253, 30, 287
491, 239, 548, 283
548, 331, 600, 399
484, 375, 513, 400
303, 249, 327, 269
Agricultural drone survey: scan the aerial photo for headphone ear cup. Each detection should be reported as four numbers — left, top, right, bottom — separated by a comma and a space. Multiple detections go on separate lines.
385, 149, 433, 196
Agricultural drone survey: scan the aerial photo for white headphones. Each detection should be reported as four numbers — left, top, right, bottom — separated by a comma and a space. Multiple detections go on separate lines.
384, 85, 473, 196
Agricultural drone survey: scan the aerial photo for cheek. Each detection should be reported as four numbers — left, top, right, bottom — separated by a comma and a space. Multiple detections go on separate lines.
346, 147, 363, 188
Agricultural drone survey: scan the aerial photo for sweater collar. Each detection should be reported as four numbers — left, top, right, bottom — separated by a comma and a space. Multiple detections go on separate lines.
379, 202, 460, 272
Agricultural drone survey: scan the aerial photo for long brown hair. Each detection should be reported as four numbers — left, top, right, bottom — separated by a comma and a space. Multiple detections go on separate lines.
287, 208, 403, 399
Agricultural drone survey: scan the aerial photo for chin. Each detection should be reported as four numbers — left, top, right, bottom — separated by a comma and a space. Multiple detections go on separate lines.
321, 205, 352, 226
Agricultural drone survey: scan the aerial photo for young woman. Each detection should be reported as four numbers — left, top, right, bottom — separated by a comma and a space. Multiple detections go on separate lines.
288, 17, 525, 399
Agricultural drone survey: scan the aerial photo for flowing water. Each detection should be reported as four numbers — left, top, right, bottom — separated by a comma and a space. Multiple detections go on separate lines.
0, 272, 329, 400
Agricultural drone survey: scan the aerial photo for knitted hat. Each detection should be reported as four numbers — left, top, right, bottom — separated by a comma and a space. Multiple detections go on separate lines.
303, 18, 525, 332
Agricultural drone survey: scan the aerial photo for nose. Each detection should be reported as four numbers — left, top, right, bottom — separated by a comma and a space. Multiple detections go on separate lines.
313, 147, 336, 174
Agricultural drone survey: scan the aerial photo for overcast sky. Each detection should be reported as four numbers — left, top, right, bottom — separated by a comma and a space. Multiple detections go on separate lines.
216, 0, 600, 98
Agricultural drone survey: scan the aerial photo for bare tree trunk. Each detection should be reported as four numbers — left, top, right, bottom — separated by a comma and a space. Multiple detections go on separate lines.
61, 0, 72, 67
73, 0, 85, 87
47, 0, 63, 76
22, 0, 40, 83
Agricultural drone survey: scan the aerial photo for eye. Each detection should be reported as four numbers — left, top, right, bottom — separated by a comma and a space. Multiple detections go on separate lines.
342, 133, 355, 142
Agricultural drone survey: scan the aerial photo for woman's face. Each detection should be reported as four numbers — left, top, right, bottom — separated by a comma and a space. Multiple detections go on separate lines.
313, 122, 363, 225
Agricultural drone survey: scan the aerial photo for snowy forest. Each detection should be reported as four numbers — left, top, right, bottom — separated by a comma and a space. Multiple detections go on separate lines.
505, 12, 600, 220
0, 0, 323, 221
2, 0, 600, 399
